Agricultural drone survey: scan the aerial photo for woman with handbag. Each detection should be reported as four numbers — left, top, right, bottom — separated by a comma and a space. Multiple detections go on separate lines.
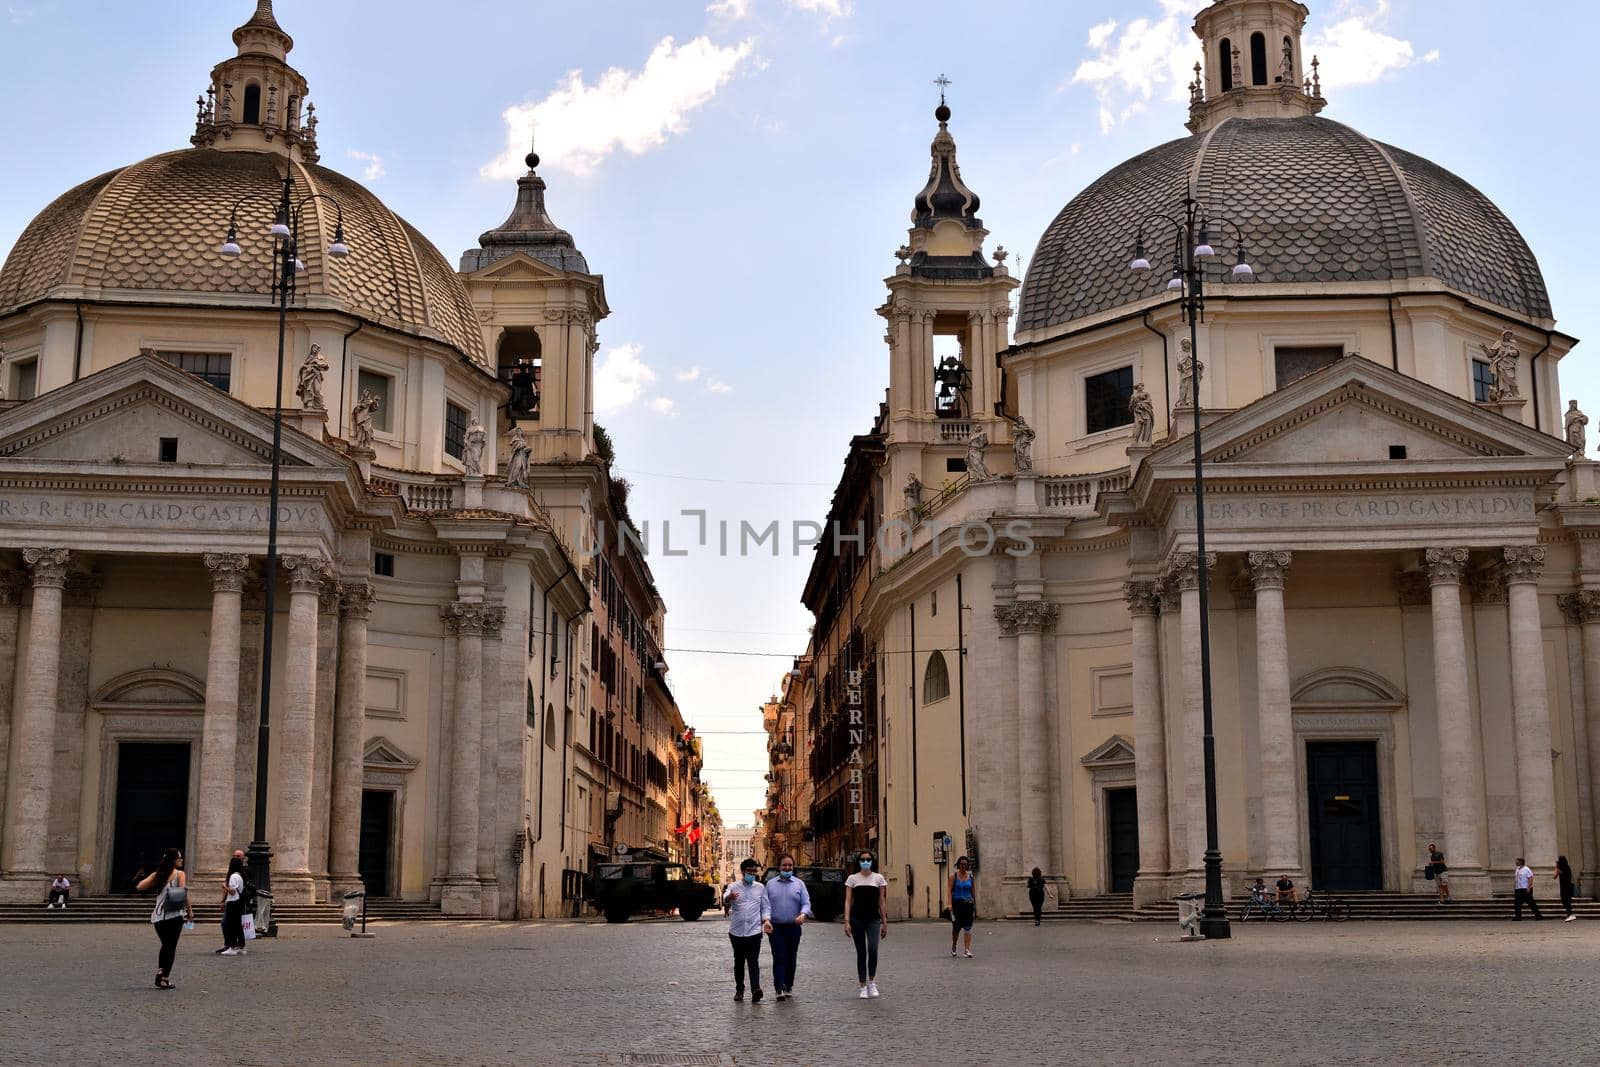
217, 855, 248, 955
137, 848, 192, 989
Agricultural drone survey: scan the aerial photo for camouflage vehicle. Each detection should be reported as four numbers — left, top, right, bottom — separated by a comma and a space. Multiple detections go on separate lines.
592, 861, 715, 923
764, 865, 847, 922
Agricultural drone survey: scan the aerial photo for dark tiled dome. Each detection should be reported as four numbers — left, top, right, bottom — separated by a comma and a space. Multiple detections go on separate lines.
0, 148, 485, 363
1017, 117, 1551, 336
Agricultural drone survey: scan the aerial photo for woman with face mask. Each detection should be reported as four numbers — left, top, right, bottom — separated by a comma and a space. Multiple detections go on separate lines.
844, 849, 889, 998
948, 856, 976, 957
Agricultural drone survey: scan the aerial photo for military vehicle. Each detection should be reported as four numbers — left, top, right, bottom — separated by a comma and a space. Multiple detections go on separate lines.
592, 861, 715, 923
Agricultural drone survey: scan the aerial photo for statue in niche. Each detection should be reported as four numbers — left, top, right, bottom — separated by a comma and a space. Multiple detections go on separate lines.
504, 426, 532, 488
1176, 338, 1203, 408
1566, 400, 1588, 454
1011, 416, 1036, 474
462, 414, 488, 476
904, 473, 924, 513
966, 429, 991, 482
1129, 382, 1154, 445
350, 390, 380, 450
1481, 329, 1521, 401
295, 343, 328, 411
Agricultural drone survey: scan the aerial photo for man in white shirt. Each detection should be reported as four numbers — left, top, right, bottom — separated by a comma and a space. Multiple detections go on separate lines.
1513, 858, 1543, 921
722, 858, 772, 1002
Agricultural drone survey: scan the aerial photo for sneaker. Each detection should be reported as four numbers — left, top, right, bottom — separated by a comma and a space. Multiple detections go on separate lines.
1564, 914, 1578, 922
858, 986, 870, 999
221, 948, 240, 956
775, 990, 788, 1001
215, 947, 229, 955
964, 950, 973, 958
867, 981, 880, 998
950, 949, 957, 957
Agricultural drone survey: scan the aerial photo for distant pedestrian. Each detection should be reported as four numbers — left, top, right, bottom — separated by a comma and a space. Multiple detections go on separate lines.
47, 874, 70, 909
1556, 856, 1577, 921
723, 858, 771, 1002
217, 855, 248, 955
949, 856, 976, 957
1513, 858, 1543, 921
765, 854, 812, 1000
136, 847, 192, 989
1427, 842, 1450, 904
844, 849, 888, 999
1027, 867, 1047, 926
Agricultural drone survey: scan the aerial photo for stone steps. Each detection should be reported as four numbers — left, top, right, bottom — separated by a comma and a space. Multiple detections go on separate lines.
0, 897, 468, 925
1015, 892, 1600, 923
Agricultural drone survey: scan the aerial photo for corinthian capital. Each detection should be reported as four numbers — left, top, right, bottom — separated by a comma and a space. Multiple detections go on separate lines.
204, 553, 251, 593
995, 599, 1059, 635
340, 580, 374, 620
280, 553, 331, 594
1559, 589, 1600, 625
1247, 550, 1293, 591
22, 547, 71, 589
1162, 551, 1217, 593
1424, 547, 1470, 586
1123, 581, 1161, 617
1500, 545, 1545, 585
442, 601, 499, 637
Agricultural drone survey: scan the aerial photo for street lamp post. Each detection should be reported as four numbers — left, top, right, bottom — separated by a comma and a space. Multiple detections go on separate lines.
1130, 195, 1254, 940
219, 173, 349, 928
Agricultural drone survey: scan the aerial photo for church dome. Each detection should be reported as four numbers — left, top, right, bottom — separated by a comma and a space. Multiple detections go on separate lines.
0, 148, 486, 364
1017, 116, 1551, 337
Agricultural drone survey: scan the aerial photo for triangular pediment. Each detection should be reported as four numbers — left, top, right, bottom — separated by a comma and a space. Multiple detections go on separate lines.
363, 736, 418, 771
470, 251, 568, 282
0, 354, 348, 470
1081, 735, 1136, 768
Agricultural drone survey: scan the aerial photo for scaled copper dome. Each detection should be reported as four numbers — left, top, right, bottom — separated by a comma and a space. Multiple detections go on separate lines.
1017, 117, 1551, 337
0, 148, 485, 363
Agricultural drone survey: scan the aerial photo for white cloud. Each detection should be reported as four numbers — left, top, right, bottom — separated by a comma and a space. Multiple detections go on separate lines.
346, 149, 385, 181
706, 0, 751, 18
675, 366, 703, 383
1068, 1, 1431, 134
646, 397, 678, 416
707, 379, 733, 394
789, 0, 851, 21
594, 344, 658, 414
484, 36, 755, 179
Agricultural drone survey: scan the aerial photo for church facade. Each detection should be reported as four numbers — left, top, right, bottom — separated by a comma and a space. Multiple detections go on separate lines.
0, 1, 707, 915
812, 0, 1596, 917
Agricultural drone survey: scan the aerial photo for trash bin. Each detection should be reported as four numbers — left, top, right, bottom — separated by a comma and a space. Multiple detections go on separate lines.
1175, 891, 1204, 939
253, 889, 275, 938
342, 889, 366, 932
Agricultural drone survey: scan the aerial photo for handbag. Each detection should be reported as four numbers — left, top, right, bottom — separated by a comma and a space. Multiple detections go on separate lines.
1424, 865, 1434, 880
241, 913, 257, 941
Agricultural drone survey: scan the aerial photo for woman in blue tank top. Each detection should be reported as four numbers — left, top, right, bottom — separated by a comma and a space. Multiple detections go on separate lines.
948, 856, 976, 958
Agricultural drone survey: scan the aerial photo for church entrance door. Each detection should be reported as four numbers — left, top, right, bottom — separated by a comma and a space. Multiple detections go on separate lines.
110, 742, 190, 894
1306, 741, 1382, 890
358, 790, 393, 897
1106, 787, 1139, 893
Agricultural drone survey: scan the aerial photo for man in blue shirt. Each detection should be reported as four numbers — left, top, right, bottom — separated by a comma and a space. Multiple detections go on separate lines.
722, 858, 772, 1001
765, 854, 813, 1001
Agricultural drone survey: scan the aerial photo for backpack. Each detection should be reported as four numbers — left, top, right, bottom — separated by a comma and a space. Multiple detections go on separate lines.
239, 873, 258, 909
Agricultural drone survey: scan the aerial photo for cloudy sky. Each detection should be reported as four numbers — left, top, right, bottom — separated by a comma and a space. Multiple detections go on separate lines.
2, 1, 1596, 824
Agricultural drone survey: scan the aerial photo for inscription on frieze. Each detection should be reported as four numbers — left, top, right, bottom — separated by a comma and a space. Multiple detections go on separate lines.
0, 492, 326, 533
1178, 492, 1535, 527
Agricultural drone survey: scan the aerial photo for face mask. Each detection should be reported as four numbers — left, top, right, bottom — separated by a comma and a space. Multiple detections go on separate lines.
743, 874, 756, 885
779, 870, 793, 881
859, 859, 872, 871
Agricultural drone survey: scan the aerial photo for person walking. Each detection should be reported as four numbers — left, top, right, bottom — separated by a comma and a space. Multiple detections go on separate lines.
949, 856, 976, 957
1027, 867, 1047, 926
844, 849, 888, 999
765, 854, 812, 1001
1556, 856, 1577, 922
217, 855, 248, 955
1513, 858, 1543, 921
136, 848, 192, 990
723, 858, 771, 1002
1426, 842, 1449, 904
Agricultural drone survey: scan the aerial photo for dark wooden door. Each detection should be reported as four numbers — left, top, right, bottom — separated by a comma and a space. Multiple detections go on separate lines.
111, 743, 190, 893
1306, 741, 1382, 890
358, 790, 393, 896
1106, 788, 1139, 893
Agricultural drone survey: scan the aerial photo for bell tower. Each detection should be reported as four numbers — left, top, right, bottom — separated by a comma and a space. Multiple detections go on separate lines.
1186, 0, 1326, 133
879, 88, 1018, 509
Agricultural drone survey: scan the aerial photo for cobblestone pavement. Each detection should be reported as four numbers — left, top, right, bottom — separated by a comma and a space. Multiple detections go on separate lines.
2, 915, 1597, 1066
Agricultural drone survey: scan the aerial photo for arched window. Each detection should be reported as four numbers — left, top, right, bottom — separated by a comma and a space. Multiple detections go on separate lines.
545, 705, 557, 750
1250, 33, 1268, 86
923, 651, 951, 704
498, 328, 542, 419
243, 83, 262, 124
1219, 38, 1234, 92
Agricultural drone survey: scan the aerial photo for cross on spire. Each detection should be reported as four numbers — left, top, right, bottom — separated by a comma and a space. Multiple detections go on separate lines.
934, 73, 952, 105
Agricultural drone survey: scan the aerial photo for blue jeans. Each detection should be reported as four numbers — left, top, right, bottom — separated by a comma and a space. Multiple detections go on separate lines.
767, 923, 802, 991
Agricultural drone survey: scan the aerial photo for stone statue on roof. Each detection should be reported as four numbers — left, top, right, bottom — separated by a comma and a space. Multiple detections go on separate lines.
462, 414, 488, 476
295, 342, 328, 411
1566, 400, 1588, 454
1482, 329, 1521, 401
1130, 382, 1154, 445
351, 390, 380, 450
504, 426, 532, 488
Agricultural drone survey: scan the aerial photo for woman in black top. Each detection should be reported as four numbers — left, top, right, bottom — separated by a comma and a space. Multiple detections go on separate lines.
1027, 867, 1047, 926
1556, 855, 1576, 920
844, 850, 888, 998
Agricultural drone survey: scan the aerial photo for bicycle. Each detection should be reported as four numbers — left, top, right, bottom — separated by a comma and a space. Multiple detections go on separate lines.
1292, 887, 1351, 922
1237, 889, 1292, 922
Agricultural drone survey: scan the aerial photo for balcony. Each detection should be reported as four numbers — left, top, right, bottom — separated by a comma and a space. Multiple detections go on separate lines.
370, 470, 456, 512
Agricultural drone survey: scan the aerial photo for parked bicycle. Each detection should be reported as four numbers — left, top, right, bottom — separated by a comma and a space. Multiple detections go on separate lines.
1237, 887, 1292, 922
1292, 887, 1351, 922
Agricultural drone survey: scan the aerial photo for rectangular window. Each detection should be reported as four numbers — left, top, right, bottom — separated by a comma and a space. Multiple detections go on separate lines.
1273, 345, 1343, 388
1085, 365, 1135, 435
156, 351, 232, 391
13, 358, 38, 401
158, 437, 178, 463
444, 402, 469, 460
373, 551, 395, 577
356, 369, 394, 432
1472, 359, 1495, 403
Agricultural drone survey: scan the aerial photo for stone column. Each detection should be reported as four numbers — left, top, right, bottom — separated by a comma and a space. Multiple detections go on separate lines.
1, 548, 70, 887
196, 553, 249, 878
1125, 581, 1169, 903
0, 573, 23, 847
274, 554, 326, 902
328, 582, 372, 895
1249, 550, 1302, 877
1166, 552, 1214, 877
233, 580, 265, 848
442, 601, 499, 914
996, 600, 1058, 879
1425, 547, 1489, 894
310, 583, 340, 900
1502, 547, 1558, 870
1570, 590, 1600, 890
47, 573, 101, 878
